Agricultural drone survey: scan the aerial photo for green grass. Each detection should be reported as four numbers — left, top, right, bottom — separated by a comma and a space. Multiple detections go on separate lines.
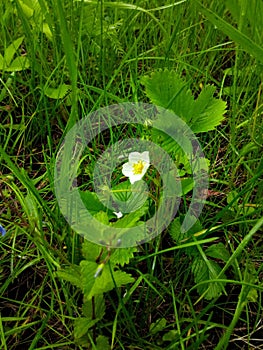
1, 0, 263, 349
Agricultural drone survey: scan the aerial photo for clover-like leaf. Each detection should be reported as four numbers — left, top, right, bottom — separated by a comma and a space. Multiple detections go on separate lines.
141, 69, 226, 133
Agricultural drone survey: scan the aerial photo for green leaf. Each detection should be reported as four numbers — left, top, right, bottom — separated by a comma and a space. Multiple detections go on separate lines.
168, 217, 183, 243
42, 22, 53, 41
80, 261, 134, 300
74, 317, 99, 339
5, 56, 30, 72
149, 317, 167, 334
18, 0, 34, 18
56, 265, 82, 289
162, 330, 177, 342
110, 247, 138, 267
111, 269, 135, 286
192, 256, 226, 300
169, 216, 202, 244
44, 84, 71, 99
141, 69, 195, 122
80, 191, 108, 215
93, 211, 109, 225
82, 294, 105, 320
112, 206, 147, 229
94, 335, 111, 350
4, 36, 25, 67
0, 54, 4, 69
189, 85, 227, 133
206, 243, 230, 263
111, 180, 148, 213
141, 69, 226, 133
82, 240, 104, 262
242, 262, 258, 303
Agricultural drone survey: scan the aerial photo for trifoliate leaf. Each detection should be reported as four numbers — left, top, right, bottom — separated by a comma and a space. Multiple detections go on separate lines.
189, 85, 227, 132
141, 69, 195, 122
141, 69, 226, 133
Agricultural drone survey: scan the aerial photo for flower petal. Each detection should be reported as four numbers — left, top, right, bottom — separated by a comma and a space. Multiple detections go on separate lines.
122, 151, 150, 184
113, 211, 123, 218
0, 224, 6, 236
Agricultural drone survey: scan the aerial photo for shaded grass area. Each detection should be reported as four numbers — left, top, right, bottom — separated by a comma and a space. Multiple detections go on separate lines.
1, 0, 263, 349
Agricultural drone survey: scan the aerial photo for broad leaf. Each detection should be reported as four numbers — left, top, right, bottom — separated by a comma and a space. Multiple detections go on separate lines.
4, 36, 25, 68
94, 335, 111, 350
56, 265, 82, 289
80, 261, 134, 300
192, 255, 226, 300
141, 69, 226, 133
74, 317, 99, 339
44, 84, 71, 99
6, 56, 30, 72
80, 190, 108, 215
189, 85, 227, 133
82, 294, 105, 320
82, 240, 104, 262
110, 247, 138, 267
206, 243, 230, 263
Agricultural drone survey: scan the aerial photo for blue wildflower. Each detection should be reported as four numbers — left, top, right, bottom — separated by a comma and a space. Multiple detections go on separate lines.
0, 224, 6, 236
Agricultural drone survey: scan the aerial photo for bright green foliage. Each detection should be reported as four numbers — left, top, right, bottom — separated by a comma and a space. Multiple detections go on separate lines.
56, 265, 82, 289
0, 36, 30, 71
110, 247, 138, 266
80, 191, 109, 216
141, 69, 227, 133
80, 261, 134, 300
82, 240, 104, 261
58, 239, 135, 344
1, 0, 263, 348
44, 84, 71, 99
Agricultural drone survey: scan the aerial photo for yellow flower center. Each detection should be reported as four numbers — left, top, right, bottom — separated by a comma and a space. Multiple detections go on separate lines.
132, 160, 145, 175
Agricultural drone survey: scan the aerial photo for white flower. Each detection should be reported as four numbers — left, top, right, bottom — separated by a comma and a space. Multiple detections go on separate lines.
122, 151, 150, 184
113, 211, 123, 219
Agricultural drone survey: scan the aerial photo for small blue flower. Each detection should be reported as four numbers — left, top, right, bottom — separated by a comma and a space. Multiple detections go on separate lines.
0, 224, 6, 236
